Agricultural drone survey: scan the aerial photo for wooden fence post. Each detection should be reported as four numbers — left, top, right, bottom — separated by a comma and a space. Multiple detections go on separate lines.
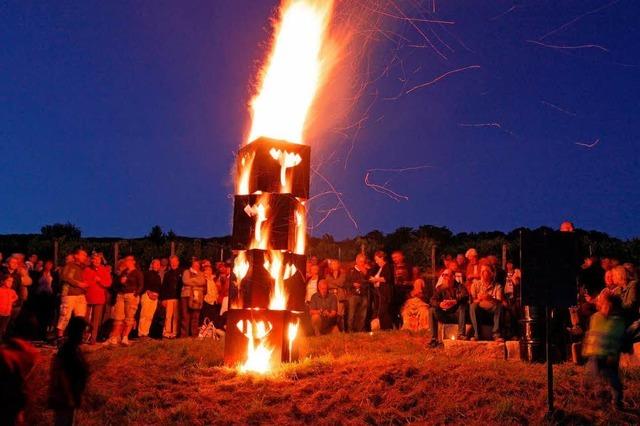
53, 239, 59, 268
502, 243, 508, 270
431, 245, 437, 278
113, 242, 119, 269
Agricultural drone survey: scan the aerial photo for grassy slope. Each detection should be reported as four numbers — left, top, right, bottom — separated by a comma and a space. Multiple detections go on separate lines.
26, 331, 640, 425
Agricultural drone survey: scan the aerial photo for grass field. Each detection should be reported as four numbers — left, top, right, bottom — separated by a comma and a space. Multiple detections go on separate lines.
25, 331, 640, 425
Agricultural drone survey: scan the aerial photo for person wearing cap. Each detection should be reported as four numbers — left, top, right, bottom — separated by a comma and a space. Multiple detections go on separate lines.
464, 248, 480, 288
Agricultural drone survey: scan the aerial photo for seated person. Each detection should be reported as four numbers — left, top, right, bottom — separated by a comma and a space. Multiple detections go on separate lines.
309, 280, 338, 336
611, 265, 638, 325
428, 269, 468, 347
469, 264, 504, 342
401, 267, 430, 332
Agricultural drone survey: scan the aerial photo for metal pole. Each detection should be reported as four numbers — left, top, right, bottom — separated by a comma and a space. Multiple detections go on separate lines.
170, 240, 176, 257
546, 304, 554, 415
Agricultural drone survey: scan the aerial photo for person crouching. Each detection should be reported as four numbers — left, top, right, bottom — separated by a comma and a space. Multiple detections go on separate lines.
309, 280, 338, 336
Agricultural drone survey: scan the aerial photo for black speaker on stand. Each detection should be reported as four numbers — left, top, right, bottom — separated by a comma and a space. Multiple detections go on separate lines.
519, 229, 582, 416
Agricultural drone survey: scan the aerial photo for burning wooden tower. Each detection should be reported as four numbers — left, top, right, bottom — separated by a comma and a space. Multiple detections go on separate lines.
223, 136, 309, 371
223, 0, 336, 372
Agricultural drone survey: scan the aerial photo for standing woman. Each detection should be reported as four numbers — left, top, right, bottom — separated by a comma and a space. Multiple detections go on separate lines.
200, 265, 219, 325
180, 259, 206, 337
83, 253, 112, 344
369, 251, 394, 330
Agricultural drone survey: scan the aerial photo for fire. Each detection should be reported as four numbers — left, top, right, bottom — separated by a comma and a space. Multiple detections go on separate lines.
244, 195, 269, 250
269, 148, 302, 192
233, 251, 250, 281
247, 0, 335, 144
237, 320, 274, 374
294, 203, 306, 255
264, 250, 297, 310
287, 321, 299, 363
237, 152, 256, 195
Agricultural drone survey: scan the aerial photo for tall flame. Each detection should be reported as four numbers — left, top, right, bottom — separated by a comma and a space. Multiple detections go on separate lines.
294, 202, 306, 255
248, 0, 334, 144
238, 320, 274, 373
264, 250, 297, 310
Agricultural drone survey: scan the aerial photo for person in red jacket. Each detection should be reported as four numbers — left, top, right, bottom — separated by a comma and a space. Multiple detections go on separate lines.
82, 253, 112, 345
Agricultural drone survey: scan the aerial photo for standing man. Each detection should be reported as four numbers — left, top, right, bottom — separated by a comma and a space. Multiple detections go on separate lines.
107, 255, 143, 346
139, 259, 162, 339
56, 248, 88, 340
345, 254, 370, 332
391, 251, 412, 329
160, 256, 182, 339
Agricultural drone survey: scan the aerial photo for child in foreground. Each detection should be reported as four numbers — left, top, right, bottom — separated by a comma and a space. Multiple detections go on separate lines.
582, 293, 626, 408
0, 275, 18, 341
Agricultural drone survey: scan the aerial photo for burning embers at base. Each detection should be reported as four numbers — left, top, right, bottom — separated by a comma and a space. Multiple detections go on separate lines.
226, 0, 336, 374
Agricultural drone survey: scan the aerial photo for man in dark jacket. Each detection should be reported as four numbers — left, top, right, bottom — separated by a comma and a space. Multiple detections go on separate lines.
56, 249, 88, 339
139, 259, 162, 339
160, 256, 182, 339
107, 256, 143, 346
345, 254, 370, 332
428, 268, 469, 347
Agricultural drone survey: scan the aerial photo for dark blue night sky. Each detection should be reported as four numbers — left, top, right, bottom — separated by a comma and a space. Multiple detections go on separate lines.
1, 1, 639, 239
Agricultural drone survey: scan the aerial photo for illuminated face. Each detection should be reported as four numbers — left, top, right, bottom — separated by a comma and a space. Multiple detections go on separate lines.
151, 259, 161, 272
317, 280, 328, 295
91, 255, 102, 267
125, 256, 135, 270
440, 270, 453, 286
310, 265, 320, 277
3, 276, 14, 288
330, 260, 340, 272
7, 258, 18, 270
355, 255, 366, 268
391, 252, 403, 265
170, 257, 179, 269
480, 266, 493, 282
75, 250, 88, 265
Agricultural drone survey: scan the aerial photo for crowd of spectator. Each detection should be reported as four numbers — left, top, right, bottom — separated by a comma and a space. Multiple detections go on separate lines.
1, 227, 639, 411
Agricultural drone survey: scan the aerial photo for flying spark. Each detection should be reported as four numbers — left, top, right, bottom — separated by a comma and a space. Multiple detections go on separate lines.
575, 138, 600, 148
527, 40, 609, 53
406, 65, 481, 94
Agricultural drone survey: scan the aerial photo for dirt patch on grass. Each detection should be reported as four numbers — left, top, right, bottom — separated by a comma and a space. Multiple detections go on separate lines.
24, 331, 640, 425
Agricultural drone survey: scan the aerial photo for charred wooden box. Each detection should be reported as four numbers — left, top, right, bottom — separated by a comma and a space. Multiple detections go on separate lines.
223, 308, 303, 368
237, 137, 310, 199
232, 193, 304, 252
235, 250, 306, 311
